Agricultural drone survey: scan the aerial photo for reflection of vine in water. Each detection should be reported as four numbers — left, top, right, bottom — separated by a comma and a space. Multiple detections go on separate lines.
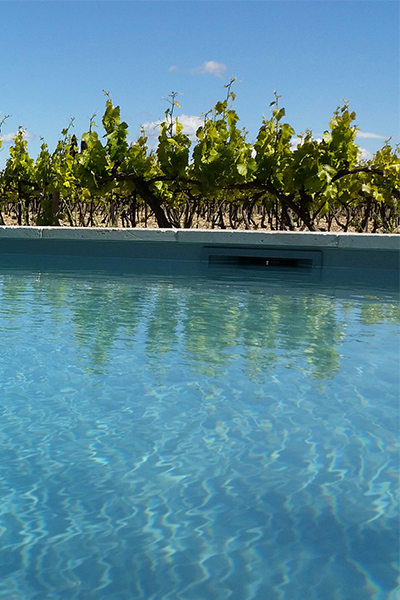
214, 294, 347, 381
295, 296, 347, 380
0, 276, 398, 381
68, 281, 147, 373
145, 285, 181, 377
360, 300, 400, 326
233, 294, 280, 380
0, 274, 27, 319
180, 289, 243, 377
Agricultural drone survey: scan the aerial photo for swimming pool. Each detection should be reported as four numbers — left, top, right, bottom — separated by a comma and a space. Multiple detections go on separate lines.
0, 251, 398, 600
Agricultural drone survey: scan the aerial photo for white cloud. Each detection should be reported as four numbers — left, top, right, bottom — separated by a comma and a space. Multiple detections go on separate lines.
358, 147, 374, 162
191, 61, 227, 78
177, 114, 204, 140
168, 65, 178, 73
290, 136, 322, 151
1, 129, 34, 144
290, 137, 301, 150
356, 131, 386, 139
141, 114, 204, 147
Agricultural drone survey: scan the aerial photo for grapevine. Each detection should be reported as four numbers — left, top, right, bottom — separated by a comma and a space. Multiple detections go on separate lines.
0, 88, 398, 232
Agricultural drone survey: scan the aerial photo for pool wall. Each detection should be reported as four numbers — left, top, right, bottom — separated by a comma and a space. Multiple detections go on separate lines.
0, 227, 398, 285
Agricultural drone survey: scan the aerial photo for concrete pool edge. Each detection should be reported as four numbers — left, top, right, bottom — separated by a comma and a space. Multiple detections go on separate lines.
0, 226, 399, 251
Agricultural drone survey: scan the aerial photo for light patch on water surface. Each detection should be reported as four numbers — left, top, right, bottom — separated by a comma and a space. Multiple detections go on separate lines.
0, 271, 398, 600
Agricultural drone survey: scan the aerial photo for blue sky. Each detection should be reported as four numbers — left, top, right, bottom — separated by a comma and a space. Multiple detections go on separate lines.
0, 1, 398, 167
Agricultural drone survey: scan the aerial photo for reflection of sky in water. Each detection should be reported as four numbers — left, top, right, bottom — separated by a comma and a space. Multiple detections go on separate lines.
0, 271, 398, 600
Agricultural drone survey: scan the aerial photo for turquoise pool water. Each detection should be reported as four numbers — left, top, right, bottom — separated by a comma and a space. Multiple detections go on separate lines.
0, 267, 398, 600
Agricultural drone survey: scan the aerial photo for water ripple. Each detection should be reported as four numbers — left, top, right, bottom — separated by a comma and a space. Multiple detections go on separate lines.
0, 272, 398, 599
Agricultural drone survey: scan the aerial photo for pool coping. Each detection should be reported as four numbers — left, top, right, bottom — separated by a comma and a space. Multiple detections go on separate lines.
0, 226, 399, 251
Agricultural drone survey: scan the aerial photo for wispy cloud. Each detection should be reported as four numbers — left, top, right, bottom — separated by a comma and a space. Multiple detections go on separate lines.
356, 130, 386, 139
141, 114, 204, 147
1, 130, 34, 144
167, 65, 178, 73
191, 61, 227, 78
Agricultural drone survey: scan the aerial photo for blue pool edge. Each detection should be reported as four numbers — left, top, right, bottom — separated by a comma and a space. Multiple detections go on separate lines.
0, 227, 398, 288
0, 225, 397, 250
